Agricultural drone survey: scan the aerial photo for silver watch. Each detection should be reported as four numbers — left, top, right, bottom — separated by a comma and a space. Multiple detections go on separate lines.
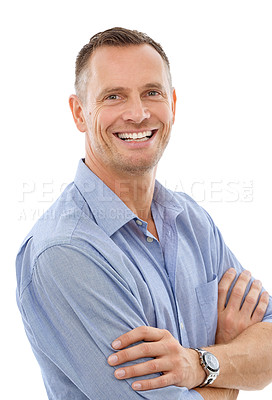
194, 348, 220, 387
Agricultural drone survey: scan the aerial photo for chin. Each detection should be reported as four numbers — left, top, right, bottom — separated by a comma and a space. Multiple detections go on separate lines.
118, 160, 160, 176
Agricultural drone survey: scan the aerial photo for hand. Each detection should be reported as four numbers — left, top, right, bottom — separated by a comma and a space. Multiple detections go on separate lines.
107, 326, 205, 391
216, 268, 269, 344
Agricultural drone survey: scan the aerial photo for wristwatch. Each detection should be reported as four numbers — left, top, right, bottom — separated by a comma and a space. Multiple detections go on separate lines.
194, 348, 220, 387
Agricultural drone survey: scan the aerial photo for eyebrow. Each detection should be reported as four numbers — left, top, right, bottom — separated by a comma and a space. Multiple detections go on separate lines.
97, 82, 166, 100
141, 82, 165, 91
97, 87, 129, 100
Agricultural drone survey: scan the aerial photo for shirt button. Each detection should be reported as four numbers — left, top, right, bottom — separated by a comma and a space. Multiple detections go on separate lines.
147, 237, 153, 243
180, 322, 184, 330
136, 219, 143, 226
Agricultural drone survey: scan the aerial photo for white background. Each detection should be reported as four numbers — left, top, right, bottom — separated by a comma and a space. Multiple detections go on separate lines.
1, 0, 272, 398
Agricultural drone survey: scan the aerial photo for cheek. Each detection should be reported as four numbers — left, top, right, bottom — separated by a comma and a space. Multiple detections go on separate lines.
89, 105, 102, 132
158, 105, 173, 141
152, 100, 173, 123
91, 107, 118, 138
153, 103, 173, 133
99, 110, 115, 131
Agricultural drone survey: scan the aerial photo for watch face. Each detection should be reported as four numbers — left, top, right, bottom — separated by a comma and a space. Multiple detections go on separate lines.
203, 352, 219, 372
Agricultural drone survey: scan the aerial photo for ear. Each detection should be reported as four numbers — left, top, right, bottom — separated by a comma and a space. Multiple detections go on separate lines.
171, 88, 177, 124
69, 95, 87, 132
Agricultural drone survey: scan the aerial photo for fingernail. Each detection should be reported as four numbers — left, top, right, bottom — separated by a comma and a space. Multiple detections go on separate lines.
255, 280, 262, 288
244, 270, 251, 276
108, 354, 118, 364
133, 383, 142, 390
115, 369, 125, 378
112, 340, 121, 349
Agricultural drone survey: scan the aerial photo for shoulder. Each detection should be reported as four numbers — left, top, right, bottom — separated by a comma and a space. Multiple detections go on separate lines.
16, 183, 107, 294
27, 185, 97, 249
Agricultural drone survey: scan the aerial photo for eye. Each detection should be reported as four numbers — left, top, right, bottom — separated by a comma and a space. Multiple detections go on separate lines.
147, 90, 160, 97
105, 94, 121, 100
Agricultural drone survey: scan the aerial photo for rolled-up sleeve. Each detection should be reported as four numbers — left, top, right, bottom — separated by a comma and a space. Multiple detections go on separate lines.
19, 244, 203, 400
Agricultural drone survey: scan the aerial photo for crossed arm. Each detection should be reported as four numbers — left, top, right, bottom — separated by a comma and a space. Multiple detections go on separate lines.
23, 242, 272, 400
107, 269, 272, 399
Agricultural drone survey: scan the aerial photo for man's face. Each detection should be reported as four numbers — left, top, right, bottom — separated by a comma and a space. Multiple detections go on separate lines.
82, 44, 176, 176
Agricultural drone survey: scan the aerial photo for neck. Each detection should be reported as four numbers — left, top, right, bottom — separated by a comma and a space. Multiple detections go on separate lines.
113, 172, 157, 222
85, 156, 157, 223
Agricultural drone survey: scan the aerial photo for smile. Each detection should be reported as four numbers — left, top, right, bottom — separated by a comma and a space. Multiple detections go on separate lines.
116, 130, 157, 142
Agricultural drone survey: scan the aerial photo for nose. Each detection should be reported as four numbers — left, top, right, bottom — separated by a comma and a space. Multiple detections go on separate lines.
121, 96, 151, 124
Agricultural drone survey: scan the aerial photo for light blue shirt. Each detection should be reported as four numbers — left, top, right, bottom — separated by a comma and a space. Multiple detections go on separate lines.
16, 159, 272, 399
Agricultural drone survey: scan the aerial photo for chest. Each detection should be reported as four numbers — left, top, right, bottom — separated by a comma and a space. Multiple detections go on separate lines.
107, 214, 218, 348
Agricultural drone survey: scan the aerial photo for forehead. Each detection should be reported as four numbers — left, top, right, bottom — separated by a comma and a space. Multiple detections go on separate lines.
86, 44, 169, 91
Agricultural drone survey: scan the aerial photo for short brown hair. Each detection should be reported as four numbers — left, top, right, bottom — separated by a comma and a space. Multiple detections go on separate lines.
75, 27, 171, 100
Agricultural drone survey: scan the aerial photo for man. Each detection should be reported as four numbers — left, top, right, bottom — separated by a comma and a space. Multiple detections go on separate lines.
16, 27, 272, 399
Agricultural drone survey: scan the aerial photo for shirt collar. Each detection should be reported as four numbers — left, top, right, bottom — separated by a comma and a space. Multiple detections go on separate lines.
153, 179, 184, 213
74, 159, 136, 236
74, 159, 183, 236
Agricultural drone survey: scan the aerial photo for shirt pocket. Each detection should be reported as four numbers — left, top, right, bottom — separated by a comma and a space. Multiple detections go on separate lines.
195, 274, 218, 346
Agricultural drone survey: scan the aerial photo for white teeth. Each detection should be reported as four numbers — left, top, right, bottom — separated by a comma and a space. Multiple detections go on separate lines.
117, 130, 153, 140
125, 137, 149, 142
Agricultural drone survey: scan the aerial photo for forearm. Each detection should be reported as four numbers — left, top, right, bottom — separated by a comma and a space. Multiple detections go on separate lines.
208, 322, 272, 390
194, 388, 239, 400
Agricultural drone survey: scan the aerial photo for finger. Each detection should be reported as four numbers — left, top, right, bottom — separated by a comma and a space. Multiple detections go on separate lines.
111, 326, 167, 350
227, 270, 252, 310
108, 341, 166, 366
240, 279, 262, 317
114, 357, 170, 380
251, 291, 270, 324
218, 268, 237, 311
132, 373, 173, 391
